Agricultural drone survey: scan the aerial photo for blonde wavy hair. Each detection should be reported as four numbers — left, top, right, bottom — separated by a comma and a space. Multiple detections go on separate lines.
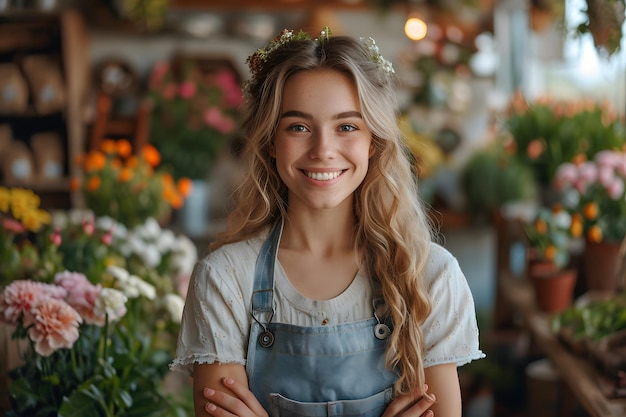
211, 34, 434, 396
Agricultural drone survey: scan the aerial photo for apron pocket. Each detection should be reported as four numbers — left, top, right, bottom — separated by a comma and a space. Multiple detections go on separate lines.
268, 387, 393, 417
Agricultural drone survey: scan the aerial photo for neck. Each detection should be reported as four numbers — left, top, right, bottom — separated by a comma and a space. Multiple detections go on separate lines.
281, 210, 356, 256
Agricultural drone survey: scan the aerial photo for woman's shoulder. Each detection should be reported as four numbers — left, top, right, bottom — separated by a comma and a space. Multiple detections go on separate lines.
199, 233, 266, 269
422, 241, 467, 291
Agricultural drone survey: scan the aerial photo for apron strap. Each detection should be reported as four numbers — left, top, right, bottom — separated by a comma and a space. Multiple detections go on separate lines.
251, 219, 282, 314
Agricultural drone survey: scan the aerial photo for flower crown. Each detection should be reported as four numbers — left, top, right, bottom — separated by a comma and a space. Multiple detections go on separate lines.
243, 27, 395, 97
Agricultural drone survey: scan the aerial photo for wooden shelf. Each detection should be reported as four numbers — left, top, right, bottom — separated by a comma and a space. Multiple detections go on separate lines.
500, 273, 626, 417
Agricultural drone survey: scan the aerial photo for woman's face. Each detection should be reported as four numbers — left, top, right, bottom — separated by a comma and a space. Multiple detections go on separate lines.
272, 69, 374, 213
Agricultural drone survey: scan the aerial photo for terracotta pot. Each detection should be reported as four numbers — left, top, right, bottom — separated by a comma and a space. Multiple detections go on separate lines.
529, 266, 577, 314
582, 240, 622, 293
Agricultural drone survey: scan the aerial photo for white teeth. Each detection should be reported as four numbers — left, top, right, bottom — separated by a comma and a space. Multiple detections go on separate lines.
306, 171, 342, 181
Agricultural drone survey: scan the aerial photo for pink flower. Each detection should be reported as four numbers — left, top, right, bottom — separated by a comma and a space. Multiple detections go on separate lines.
597, 165, 616, 188
179, 81, 197, 99
101, 230, 113, 245
578, 161, 598, 183
214, 70, 243, 108
0, 280, 66, 324
553, 163, 578, 190
606, 177, 625, 200
49, 228, 62, 246
82, 220, 95, 236
2, 218, 26, 234
23, 298, 82, 357
595, 150, 620, 168
54, 271, 104, 326
204, 107, 234, 134
149, 61, 170, 90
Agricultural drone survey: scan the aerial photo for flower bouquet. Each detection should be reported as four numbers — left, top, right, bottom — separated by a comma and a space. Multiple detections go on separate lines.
147, 59, 242, 180
553, 149, 626, 244
71, 139, 192, 229
1, 195, 196, 417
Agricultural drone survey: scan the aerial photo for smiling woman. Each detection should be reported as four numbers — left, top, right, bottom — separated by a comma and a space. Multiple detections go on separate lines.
170, 27, 484, 417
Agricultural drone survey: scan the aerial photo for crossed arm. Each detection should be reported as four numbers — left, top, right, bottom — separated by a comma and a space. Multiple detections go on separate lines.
191, 362, 461, 417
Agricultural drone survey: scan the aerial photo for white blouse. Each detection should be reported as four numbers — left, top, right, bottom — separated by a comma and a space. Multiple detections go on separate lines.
171, 231, 485, 375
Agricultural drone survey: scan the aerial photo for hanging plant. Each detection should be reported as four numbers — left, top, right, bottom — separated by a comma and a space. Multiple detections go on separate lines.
578, 0, 625, 56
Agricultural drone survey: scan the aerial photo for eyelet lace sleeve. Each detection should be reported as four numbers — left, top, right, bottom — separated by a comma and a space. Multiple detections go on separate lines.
169, 243, 257, 375
422, 243, 486, 368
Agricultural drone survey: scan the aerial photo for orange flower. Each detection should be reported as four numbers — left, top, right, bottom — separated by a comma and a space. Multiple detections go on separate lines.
177, 177, 193, 197
126, 155, 139, 169
111, 158, 122, 170
527, 139, 545, 160
142, 145, 161, 168
583, 202, 598, 220
544, 245, 557, 261
87, 176, 101, 191
101, 139, 117, 154
69, 178, 81, 191
570, 216, 583, 238
534, 219, 547, 234
161, 172, 174, 186
116, 139, 133, 158
84, 151, 106, 172
587, 225, 603, 243
119, 168, 133, 182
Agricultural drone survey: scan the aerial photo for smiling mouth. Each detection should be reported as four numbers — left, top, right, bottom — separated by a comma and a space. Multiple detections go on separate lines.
303, 170, 345, 181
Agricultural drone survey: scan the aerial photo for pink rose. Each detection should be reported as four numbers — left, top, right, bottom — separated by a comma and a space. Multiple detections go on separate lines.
23, 298, 82, 357
204, 107, 234, 134
595, 150, 620, 168
179, 81, 197, 99
54, 271, 103, 326
578, 161, 598, 183
553, 163, 577, 190
597, 165, 616, 188
0, 280, 67, 324
606, 177, 625, 200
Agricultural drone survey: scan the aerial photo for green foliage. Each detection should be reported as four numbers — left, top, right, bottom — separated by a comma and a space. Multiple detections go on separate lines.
552, 293, 626, 341
461, 144, 537, 218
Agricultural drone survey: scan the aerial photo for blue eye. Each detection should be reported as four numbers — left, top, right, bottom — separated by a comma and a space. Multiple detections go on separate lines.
340, 124, 357, 132
288, 124, 308, 132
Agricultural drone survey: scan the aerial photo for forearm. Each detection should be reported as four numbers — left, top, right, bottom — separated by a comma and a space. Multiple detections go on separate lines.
193, 362, 249, 417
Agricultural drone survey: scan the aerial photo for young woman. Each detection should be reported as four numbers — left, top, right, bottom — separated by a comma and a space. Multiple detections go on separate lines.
171, 28, 485, 417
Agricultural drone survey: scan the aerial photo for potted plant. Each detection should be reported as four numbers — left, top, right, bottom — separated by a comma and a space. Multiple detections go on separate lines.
503, 92, 625, 188
553, 150, 626, 292
147, 59, 242, 236
460, 142, 538, 221
524, 205, 578, 313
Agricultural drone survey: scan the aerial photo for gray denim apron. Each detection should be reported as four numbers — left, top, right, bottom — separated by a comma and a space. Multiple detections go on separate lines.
246, 220, 399, 417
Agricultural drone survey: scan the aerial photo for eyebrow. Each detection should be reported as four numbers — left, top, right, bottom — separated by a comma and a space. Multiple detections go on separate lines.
280, 110, 363, 120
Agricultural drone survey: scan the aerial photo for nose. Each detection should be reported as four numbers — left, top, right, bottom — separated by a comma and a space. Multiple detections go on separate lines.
308, 130, 336, 160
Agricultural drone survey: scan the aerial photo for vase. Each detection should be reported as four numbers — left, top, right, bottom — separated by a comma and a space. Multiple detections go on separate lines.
528, 264, 577, 314
581, 240, 623, 293
178, 179, 211, 238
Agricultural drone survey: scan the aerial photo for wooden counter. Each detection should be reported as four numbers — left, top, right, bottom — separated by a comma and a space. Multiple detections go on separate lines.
499, 273, 626, 417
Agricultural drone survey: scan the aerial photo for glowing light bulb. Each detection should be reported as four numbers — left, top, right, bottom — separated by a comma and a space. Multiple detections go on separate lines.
404, 16, 427, 41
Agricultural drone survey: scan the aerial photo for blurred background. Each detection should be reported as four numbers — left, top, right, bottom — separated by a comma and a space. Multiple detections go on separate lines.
2, 1, 626, 416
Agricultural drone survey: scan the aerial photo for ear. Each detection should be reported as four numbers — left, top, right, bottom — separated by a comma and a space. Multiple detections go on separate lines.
369, 140, 375, 158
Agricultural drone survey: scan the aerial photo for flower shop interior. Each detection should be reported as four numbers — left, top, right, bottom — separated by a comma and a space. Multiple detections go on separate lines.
2, 0, 626, 416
